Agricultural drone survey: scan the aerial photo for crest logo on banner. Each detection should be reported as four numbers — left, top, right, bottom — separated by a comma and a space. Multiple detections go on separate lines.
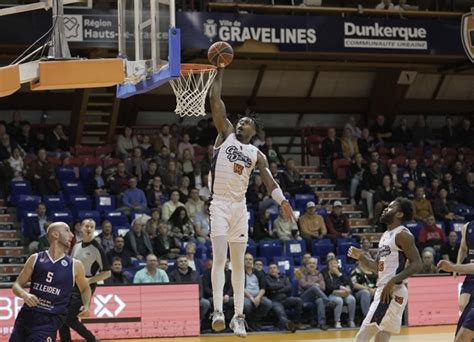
461, 11, 474, 63
203, 19, 218, 42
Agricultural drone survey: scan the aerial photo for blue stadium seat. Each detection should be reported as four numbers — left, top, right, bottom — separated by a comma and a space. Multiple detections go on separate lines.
43, 195, 65, 212
69, 195, 92, 214
95, 195, 116, 213
405, 222, 423, 242
246, 243, 257, 258
104, 211, 130, 232
316, 208, 328, 217
56, 167, 76, 183
196, 244, 207, 260
294, 193, 316, 211
10, 181, 32, 206
258, 240, 283, 259
255, 257, 267, 265
16, 195, 41, 220
79, 166, 95, 184
61, 181, 84, 196
336, 242, 359, 256
312, 240, 334, 260
77, 210, 101, 226
285, 240, 306, 259
49, 211, 73, 225
274, 256, 295, 277
450, 220, 465, 234
291, 278, 299, 297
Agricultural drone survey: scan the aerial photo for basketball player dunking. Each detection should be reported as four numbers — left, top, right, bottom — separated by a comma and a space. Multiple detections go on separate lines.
208, 68, 295, 337
10, 222, 91, 342
348, 198, 422, 342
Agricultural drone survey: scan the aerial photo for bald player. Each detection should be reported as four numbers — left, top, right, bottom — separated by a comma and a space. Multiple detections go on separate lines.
10, 222, 91, 342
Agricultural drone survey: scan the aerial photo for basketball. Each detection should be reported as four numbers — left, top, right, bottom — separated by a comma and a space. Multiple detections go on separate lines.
208, 41, 234, 68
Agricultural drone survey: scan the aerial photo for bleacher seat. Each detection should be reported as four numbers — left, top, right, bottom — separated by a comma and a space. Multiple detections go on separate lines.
77, 210, 101, 226
82, 156, 102, 167
49, 211, 73, 225
95, 145, 114, 158
316, 207, 328, 217
294, 194, 316, 211
69, 195, 92, 213
285, 240, 306, 260
405, 222, 423, 242
450, 220, 466, 236
74, 145, 96, 156
16, 195, 41, 220
79, 167, 95, 184
61, 181, 84, 196
43, 195, 66, 212
274, 256, 295, 277
95, 195, 116, 213
258, 240, 283, 259
255, 257, 267, 265
104, 211, 129, 232
312, 239, 334, 260
56, 167, 76, 183
10, 181, 32, 206
246, 243, 257, 258
336, 242, 359, 256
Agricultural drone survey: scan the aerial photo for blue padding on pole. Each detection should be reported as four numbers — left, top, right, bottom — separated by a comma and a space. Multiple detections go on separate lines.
116, 27, 181, 99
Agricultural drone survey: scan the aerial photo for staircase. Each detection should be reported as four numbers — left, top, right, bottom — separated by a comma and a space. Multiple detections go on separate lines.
0, 200, 25, 286
72, 87, 120, 146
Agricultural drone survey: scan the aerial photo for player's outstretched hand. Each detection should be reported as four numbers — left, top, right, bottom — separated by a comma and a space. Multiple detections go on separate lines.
348, 246, 362, 260
281, 200, 297, 223
437, 260, 455, 273
22, 293, 40, 307
78, 306, 90, 318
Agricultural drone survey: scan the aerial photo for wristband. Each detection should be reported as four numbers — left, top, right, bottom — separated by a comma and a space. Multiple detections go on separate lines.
271, 188, 286, 205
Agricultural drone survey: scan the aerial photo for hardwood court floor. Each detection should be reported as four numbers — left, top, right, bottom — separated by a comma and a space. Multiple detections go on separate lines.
111, 325, 456, 342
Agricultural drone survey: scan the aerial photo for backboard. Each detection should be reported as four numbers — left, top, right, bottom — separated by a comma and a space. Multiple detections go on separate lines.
116, 0, 180, 99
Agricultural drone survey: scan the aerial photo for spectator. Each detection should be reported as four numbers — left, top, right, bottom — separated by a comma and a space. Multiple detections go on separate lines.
387, 163, 403, 190
458, 118, 472, 148
199, 174, 211, 201
193, 164, 203, 190
254, 260, 264, 272
260, 136, 284, 165
177, 176, 191, 204
181, 149, 195, 183
25, 202, 49, 254
154, 124, 177, 155
374, 175, 401, 225
7, 112, 22, 140
16, 122, 36, 154
45, 123, 70, 158
392, 118, 412, 151
340, 127, 359, 160
8, 147, 24, 181
107, 236, 132, 268
109, 162, 130, 195
105, 257, 130, 285
198, 144, 213, 177
419, 215, 446, 251
344, 115, 362, 139
282, 158, 313, 196
121, 177, 148, 215
162, 160, 181, 189
269, 162, 287, 192
158, 258, 169, 272
367, 151, 386, 174
441, 117, 457, 147
246, 174, 270, 211
442, 172, 462, 202
419, 249, 438, 274
294, 252, 312, 280
349, 153, 365, 205
71, 220, 82, 249
242, 253, 273, 331
27, 148, 59, 195
145, 209, 161, 238
134, 253, 170, 283
184, 242, 201, 272
402, 180, 416, 201
97, 220, 115, 254
441, 231, 460, 263
402, 158, 427, 188
140, 160, 159, 191
413, 187, 434, 222
169, 255, 211, 327
156, 145, 171, 177
371, 115, 392, 146
86, 165, 108, 196
451, 161, 466, 188
273, 205, 299, 241
193, 200, 210, 243
124, 219, 153, 260
252, 208, 272, 242
178, 133, 195, 160
116, 126, 138, 159
357, 128, 375, 160
299, 202, 328, 246
162, 190, 186, 222
298, 257, 331, 330
126, 147, 148, 181
325, 201, 351, 239
152, 223, 180, 259
146, 176, 166, 209
139, 135, 154, 160
411, 115, 435, 148
360, 161, 384, 220
461, 172, 474, 207
321, 128, 343, 175
322, 258, 356, 328
360, 237, 376, 259
0, 134, 22, 161
168, 207, 196, 243
433, 187, 461, 224
265, 262, 300, 332
350, 264, 377, 317
202, 259, 233, 319
253, 130, 266, 148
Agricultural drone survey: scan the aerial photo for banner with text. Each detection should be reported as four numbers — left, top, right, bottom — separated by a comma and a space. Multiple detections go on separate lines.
0, 9, 465, 55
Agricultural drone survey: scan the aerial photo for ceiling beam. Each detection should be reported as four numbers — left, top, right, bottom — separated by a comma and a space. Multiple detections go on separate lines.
247, 64, 267, 108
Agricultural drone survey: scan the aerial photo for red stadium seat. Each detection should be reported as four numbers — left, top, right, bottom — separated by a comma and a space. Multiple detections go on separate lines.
95, 145, 114, 158
82, 156, 102, 167
63, 157, 83, 167
74, 145, 95, 157
103, 158, 122, 169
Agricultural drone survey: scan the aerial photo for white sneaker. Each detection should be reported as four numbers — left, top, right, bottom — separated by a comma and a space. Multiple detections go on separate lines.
335, 321, 342, 329
230, 314, 247, 338
349, 321, 356, 328
211, 311, 225, 332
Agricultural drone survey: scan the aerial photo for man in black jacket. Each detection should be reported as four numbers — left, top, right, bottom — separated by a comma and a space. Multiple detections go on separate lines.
265, 262, 301, 332
169, 255, 211, 327
243, 254, 272, 331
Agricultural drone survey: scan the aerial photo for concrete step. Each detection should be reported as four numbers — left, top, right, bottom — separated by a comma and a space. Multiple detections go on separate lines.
84, 121, 109, 126
349, 218, 370, 226
295, 166, 318, 173
317, 191, 343, 199
352, 226, 378, 234
0, 264, 23, 274
308, 178, 333, 185
0, 247, 25, 256
0, 239, 21, 247
89, 92, 114, 97
319, 197, 349, 205
83, 131, 107, 136
0, 213, 14, 223
0, 223, 16, 230
0, 274, 19, 282
312, 184, 336, 191
0, 230, 18, 239
86, 111, 111, 117
88, 102, 112, 107
323, 204, 355, 212
0, 255, 28, 264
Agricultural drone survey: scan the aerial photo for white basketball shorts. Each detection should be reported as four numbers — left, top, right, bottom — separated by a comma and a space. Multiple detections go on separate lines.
209, 199, 248, 243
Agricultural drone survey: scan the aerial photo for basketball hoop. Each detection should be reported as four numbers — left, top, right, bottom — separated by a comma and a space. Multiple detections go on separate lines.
169, 63, 217, 117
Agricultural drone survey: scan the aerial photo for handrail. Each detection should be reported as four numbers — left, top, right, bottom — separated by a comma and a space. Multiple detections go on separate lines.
208, 2, 464, 18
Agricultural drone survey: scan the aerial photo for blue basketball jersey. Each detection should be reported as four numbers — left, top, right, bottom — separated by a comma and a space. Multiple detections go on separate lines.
25, 251, 74, 315
465, 221, 474, 281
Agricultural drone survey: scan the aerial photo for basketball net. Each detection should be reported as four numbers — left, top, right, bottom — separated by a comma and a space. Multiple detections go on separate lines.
169, 64, 217, 117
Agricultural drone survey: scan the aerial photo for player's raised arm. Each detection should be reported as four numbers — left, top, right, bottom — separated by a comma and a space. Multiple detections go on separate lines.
209, 68, 233, 141
12, 254, 40, 307
74, 260, 91, 317
256, 151, 294, 220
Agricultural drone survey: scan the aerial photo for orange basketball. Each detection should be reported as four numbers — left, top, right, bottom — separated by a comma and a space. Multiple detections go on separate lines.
208, 41, 234, 68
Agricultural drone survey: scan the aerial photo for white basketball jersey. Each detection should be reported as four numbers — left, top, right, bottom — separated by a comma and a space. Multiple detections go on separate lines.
376, 225, 411, 287
209, 133, 258, 202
